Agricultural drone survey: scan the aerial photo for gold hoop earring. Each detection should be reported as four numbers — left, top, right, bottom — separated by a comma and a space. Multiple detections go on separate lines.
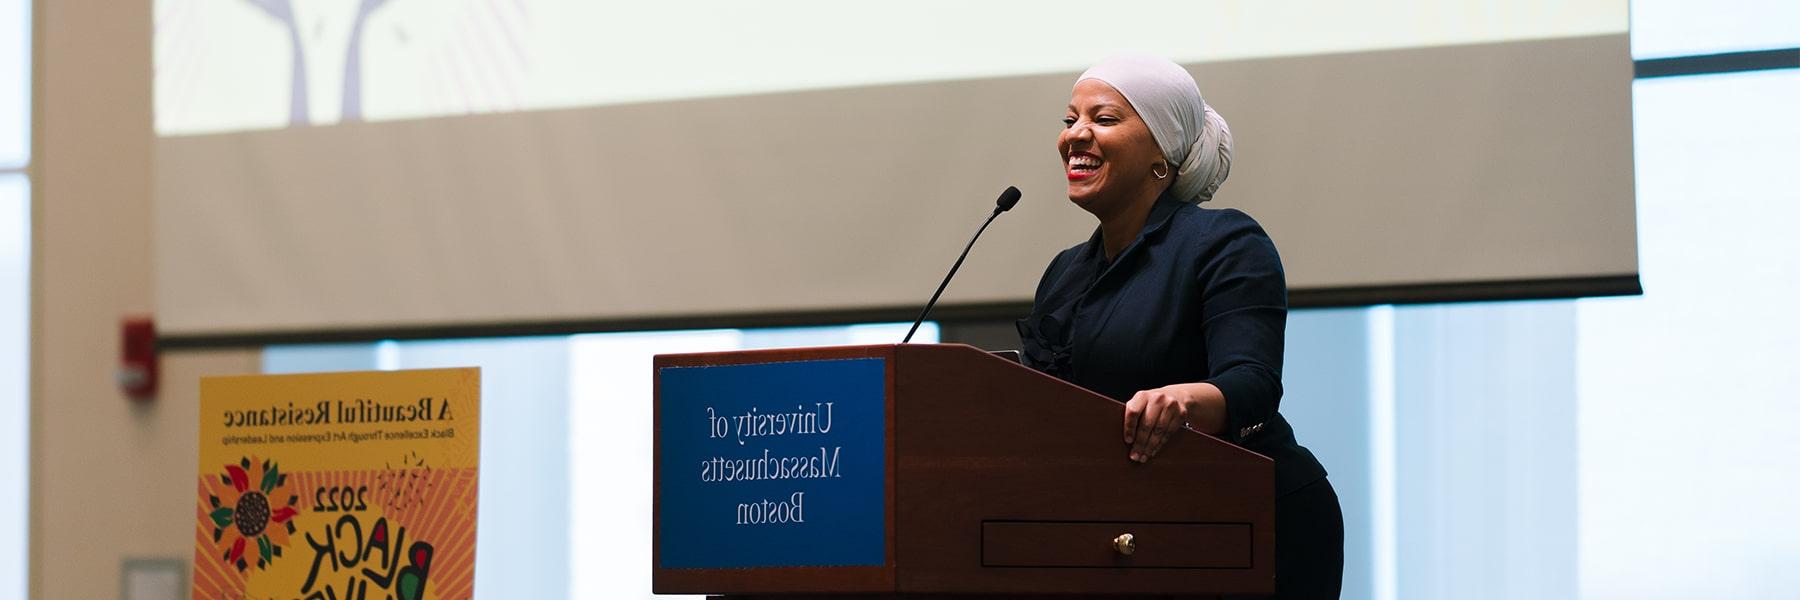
1152, 163, 1170, 180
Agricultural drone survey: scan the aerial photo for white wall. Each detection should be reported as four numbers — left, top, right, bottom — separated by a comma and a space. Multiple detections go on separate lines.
30, 1, 265, 598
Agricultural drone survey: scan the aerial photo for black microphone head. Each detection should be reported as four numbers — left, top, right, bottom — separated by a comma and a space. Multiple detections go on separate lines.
996, 186, 1022, 212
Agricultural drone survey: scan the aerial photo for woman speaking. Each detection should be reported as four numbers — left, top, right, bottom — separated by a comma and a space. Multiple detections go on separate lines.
1017, 55, 1344, 599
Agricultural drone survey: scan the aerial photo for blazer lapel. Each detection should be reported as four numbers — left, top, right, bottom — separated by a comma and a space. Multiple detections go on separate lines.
1070, 194, 1188, 367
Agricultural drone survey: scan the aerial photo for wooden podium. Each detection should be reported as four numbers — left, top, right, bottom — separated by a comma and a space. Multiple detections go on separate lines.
653, 343, 1274, 599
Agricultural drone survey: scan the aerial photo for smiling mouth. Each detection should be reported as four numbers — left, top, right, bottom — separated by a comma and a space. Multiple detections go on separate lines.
1067, 153, 1101, 180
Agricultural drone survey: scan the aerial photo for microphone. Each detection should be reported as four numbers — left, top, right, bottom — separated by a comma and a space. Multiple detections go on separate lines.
902, 186, 1022, 343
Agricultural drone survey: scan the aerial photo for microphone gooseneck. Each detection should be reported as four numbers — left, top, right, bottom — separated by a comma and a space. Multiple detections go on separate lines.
902, 186, 1022, 343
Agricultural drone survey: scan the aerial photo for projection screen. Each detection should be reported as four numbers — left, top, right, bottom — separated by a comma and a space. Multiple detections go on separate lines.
153, 0, 1637, 344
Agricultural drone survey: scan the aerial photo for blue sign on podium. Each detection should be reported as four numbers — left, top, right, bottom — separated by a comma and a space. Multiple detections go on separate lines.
657, 357, 887, 569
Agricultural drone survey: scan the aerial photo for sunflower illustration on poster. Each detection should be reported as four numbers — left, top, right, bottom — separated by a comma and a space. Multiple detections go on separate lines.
205, 455, 300, 572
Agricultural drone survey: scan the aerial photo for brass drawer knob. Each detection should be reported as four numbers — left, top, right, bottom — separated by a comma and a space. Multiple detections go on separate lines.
1113, 533, 1136, 556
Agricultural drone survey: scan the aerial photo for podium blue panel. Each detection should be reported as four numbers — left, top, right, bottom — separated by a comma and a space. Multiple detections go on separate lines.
658, 358, 886, 569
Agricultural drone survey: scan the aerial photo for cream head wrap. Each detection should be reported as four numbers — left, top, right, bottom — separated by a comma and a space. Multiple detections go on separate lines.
1077, 55, 1233, 204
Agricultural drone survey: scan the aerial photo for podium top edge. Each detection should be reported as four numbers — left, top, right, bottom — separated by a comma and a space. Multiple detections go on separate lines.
653, 343, 990, 368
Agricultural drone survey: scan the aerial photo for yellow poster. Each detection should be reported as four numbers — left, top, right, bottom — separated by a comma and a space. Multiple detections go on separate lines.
192, 368, 480, 600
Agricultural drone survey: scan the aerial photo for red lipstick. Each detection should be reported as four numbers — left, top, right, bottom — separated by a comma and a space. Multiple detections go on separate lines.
1066, 151, 1100, 181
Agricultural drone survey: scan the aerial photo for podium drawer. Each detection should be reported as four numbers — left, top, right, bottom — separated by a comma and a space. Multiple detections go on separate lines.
981, 521, 1253, 569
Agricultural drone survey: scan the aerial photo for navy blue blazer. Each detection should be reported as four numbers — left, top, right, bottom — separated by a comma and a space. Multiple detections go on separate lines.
1018, 191, 1327, 496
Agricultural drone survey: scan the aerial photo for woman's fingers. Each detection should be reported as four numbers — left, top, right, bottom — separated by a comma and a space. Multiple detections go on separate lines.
1131, 394, 1167, 462
1125, 389, 1189, 463
1123, 392, 1147, 445
1147, 406, 1181, 458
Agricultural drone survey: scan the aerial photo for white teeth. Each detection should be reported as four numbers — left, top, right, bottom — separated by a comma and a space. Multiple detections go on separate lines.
1069, 155, 1101, 169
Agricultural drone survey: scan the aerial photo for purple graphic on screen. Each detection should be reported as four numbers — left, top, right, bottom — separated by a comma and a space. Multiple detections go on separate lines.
241, 0, 309, 126
340, 0, 393, 121
160, 0, 531, 130
241, 0, 391, 124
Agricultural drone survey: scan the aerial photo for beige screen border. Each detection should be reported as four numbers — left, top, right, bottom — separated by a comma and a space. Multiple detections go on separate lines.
155, 34, 1636, 344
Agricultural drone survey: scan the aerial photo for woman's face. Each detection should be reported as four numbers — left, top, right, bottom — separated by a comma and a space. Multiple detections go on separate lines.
1059, 79, 1167, 216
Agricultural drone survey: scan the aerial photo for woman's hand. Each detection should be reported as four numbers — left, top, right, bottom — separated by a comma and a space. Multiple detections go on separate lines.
1124, 382, 1227, 463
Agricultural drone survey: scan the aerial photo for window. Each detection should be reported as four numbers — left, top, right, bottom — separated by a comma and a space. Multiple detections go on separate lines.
1275, 66, 1800, 600
265, 323, 934, 598
1631, 0, 1800, 59
0, 175, 26, 600
1574, 68, 1800, 599
1, 0, 29, 595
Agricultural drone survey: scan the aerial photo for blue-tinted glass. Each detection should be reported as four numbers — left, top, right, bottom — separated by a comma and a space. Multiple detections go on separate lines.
385, 337, 573, 599
0, 0, 28, 167
1282, 308, 1377, 599
1390, 301, 1578, 600
1287, 301, 1580, 600
1575, 69, 1800, 597
0, 175, 27, 600
264, 322, 933, 598
1632, 0, 1800, 59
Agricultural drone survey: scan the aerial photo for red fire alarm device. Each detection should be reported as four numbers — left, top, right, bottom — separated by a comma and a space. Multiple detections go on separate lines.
120, 316, 158, 401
